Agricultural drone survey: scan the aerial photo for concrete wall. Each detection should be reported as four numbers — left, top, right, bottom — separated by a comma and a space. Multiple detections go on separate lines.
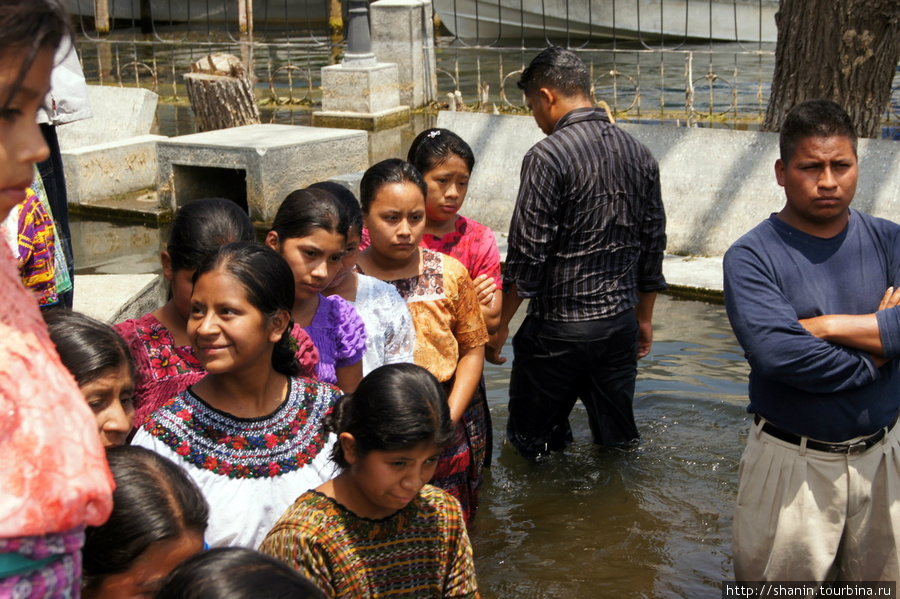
57, 86, 159, 150
436, 111, 900, 257
371, 0, 437, 108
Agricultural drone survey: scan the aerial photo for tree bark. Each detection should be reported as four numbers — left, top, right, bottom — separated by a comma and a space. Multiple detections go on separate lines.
762, 0, 900, 138
184, 54, 261, 133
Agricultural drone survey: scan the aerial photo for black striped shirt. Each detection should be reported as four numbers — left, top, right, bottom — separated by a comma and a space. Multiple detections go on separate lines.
505, 107, 667, 322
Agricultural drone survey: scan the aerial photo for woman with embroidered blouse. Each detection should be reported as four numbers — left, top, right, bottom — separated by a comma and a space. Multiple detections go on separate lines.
133, 242, 339, 549
260, 364, 479, 599
115, 199, 320, 427
354, 160, 489, 524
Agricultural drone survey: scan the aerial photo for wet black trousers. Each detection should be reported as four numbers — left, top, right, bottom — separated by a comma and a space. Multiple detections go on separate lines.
507, 310, 640, 459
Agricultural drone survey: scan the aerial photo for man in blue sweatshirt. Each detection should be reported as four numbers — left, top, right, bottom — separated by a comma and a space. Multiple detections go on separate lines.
724, 99, 900, 581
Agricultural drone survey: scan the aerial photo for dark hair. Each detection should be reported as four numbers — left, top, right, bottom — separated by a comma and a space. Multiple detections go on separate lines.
329, 364, 453, 468
359, 159, 427, 214
83, 446, 209, 591
0, 0, 71, 112
270, 187, 348, 244
155, 548, 327, 599
43, 309, 135, 387
779, 99, 858, 164
407, 128, 476, 175
193, 241, 299, 377
517, 46, 590, 99
308, 181, 363, 235
166, 199, 255, 272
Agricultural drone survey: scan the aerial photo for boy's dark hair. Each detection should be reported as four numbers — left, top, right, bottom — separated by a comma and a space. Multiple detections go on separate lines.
517, 46, 591, 99
359, 159, 427, 214
193, 241, 299, 377
156, 547, 327, 599
166, 198, 255, 272
82, 446, 209, 591
0, 0, 71, 112
43, 309, 135, 387
328, 363, 454, 468
407, 128, 476, 176
779, 99, 858, 164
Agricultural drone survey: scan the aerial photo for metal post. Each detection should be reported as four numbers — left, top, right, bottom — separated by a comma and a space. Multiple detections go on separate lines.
95, 0, 110, 33
239, 0, 253, 37
344, 0, 376, 65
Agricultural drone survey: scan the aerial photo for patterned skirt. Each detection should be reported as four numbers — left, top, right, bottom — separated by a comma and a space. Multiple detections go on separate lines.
431, 379, 489, 524
0, 527, 84, 599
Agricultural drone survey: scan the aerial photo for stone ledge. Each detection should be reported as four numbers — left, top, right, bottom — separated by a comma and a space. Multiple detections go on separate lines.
312, 106, 411, 132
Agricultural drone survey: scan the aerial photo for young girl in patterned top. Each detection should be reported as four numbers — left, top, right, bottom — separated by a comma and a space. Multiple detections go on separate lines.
408, 128, 502, 334
133, 242, 340, 549
261, 363, 480, 599
355, 159, 489, 523
116, 199, 320, 426
409, 128, 504, 471
312, 181, 416, 376
266, 188, 366, 393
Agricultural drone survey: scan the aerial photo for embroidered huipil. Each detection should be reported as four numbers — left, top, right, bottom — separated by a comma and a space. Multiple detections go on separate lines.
356, 249, 489, 522
260, 486, 480, 598
116, 313, 320, 427
132, 377, 340, 548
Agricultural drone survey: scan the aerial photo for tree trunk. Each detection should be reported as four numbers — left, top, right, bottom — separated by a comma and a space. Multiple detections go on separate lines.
762, 0, 900, 138
184, 54, 261, 133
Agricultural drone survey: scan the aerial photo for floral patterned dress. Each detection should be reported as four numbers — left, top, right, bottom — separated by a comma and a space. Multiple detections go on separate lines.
132, 377, 340, 549
116, 313, 319, 428
357, 249, 489, 523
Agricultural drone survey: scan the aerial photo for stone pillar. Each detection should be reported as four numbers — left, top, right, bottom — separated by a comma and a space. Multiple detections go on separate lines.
370, 0, 438, 109
313, 0, 410, 131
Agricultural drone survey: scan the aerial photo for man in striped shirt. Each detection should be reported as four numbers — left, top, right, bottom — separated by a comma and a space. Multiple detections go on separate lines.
489, 46, 667, 459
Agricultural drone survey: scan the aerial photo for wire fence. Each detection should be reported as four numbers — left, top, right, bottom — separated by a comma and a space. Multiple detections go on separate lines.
68, 0, 900, 134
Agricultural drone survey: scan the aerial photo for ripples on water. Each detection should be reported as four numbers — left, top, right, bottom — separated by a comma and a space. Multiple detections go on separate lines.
478, 295, 750, 598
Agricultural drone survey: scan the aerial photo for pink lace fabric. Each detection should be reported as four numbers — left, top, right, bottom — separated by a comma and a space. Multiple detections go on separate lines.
0, 238, 113, 538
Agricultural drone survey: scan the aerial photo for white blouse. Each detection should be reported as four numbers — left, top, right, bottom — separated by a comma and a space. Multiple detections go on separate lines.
351, 274, 416, 375
133, 377, 339, 549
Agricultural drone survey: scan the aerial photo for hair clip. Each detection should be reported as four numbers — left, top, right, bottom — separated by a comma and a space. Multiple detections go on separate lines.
427, 130, 441, 139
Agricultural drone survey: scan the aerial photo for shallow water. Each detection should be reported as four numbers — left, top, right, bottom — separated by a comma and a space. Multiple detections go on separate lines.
477, 295, 749, 598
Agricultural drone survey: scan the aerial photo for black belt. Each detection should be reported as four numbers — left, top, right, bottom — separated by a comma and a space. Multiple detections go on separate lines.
754, 413, 899, 455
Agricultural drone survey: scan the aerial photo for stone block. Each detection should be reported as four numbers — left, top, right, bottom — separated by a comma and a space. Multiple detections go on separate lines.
57, 86, 159, 150
312, 106, 411, 133
321, 62, 402, 114
74, 274, 166, 324
61, 135, 165, 204
371, 0, 437, 109
157, 124, 368, 224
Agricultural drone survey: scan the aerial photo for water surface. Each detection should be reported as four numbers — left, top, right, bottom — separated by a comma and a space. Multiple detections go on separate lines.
478, 295, 749, 598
